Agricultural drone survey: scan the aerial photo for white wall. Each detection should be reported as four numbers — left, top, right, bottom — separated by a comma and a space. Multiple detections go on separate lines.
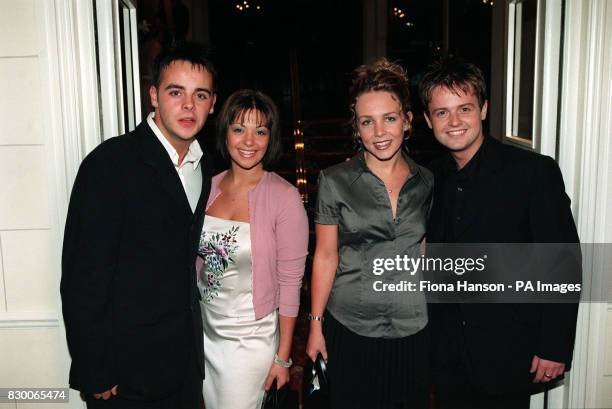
558, 1, 612, 408
0, 0, 69, 405
0, 0, 98, 407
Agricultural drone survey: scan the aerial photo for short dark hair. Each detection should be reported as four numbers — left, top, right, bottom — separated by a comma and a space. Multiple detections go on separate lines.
419, 56, 487, 112
216, 89, 282, 169
152, 40, 216, 89
349, 58, 412, 139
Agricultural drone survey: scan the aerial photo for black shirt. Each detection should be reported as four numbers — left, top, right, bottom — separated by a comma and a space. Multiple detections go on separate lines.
441, 140, 485, 242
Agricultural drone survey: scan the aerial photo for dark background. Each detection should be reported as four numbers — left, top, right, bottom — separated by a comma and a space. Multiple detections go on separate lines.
136, 0, 493, 177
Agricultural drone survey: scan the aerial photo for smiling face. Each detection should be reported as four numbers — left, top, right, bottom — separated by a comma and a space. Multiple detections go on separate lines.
149, 60, 216, 152
226, 109, 270, 171
355, 90, 412, 164
424, 85, 488, 167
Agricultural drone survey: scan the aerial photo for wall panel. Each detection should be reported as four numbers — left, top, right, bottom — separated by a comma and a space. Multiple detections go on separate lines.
0, 57, 43, 145
0, 0, 36, 56
0, 147, 50, 230
2, 230, 55, 312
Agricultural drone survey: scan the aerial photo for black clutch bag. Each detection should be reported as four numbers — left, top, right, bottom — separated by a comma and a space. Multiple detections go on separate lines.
303, 354, 330, 409
261, 380, 297, 409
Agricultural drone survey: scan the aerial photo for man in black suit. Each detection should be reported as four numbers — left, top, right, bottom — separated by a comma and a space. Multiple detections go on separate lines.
420, 58, 580, 408
61, 41, 216, 409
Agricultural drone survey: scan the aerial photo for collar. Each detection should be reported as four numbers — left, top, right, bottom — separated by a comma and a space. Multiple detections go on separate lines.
147, 112, 203, 169
438, 136, 504, 178
346, 150, 427, 187
456, 138, 485, 180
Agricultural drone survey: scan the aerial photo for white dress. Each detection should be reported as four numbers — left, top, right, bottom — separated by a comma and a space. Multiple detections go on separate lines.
198, 215, 278, 409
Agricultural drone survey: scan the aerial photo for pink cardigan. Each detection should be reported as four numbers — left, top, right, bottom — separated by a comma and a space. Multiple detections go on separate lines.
201, 171, 309, 319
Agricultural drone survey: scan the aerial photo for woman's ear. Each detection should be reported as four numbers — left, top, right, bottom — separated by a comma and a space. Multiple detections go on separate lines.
404, 111, 414, 131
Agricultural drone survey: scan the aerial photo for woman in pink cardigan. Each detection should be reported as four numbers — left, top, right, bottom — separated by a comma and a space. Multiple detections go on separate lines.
197, 89, 309, 409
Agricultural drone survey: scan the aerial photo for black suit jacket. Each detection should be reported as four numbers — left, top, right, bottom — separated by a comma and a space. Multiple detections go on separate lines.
61, 121, 212, 400
427, 137, 580, 394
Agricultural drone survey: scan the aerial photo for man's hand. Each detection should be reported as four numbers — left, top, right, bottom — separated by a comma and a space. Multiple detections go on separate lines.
93, 385, 118, 400
530, 355, 565, 383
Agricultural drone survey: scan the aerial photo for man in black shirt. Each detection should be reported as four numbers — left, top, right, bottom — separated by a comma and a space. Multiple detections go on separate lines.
420, 57, 580, 408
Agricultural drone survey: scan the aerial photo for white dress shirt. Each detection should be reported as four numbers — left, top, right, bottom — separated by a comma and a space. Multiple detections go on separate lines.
147, 112, 203, 212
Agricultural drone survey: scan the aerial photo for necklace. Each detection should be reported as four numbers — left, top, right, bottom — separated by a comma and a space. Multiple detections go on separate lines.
387, 187, 392, 194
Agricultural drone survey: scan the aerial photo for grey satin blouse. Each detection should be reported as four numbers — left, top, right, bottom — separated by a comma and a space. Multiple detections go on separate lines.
315, 152, 433, 338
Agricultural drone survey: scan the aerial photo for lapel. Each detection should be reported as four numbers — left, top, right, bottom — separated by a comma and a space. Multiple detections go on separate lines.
187, 148, 213, 303
189, 149, 213, 253
135, 122, 193, 220
454, 137, 505, 240
193, 148, 213, 219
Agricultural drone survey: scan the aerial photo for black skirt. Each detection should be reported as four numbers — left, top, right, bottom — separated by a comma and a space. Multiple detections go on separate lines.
323, 312, 431, 409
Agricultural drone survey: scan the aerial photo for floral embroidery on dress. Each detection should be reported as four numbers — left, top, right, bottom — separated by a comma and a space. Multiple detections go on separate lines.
197, 225, 240, 303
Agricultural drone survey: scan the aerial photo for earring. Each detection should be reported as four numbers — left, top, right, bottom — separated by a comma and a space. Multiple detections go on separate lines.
406, 122, 413, 138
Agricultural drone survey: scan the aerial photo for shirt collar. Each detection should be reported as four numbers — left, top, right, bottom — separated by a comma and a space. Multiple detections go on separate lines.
147, 112, 203, 169
455, 136, 486, 180
346, 150, 426, 186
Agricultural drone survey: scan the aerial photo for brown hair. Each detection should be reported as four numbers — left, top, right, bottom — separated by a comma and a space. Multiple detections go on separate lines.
152, 40, 216, 89
419, 56, 487, 113
349, 58, 412, 140
216, 89, 282, 169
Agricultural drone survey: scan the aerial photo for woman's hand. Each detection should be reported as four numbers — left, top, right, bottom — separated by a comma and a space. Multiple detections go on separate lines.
264, 362, 290, 391
306, 324, 328, 362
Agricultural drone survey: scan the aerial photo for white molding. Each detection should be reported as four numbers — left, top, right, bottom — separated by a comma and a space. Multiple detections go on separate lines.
536, 0, 562, 157
95, 0, 143, 137
504, 0, 544, 151
557, 0, 585, 208
112, 0, 126, 135
128, 2, 142, 126
34, 4, 102, 409
530, 0, 543, 153
49, 0, 82, 187
39, 0, 101, 186
558, 1, 589, 406
0, 312, 59, 329
96, 0, 121, 139
74, 0, 102, 155
34, 0, 69, 335
557, 1, 612, 409
505, 1, 516, 139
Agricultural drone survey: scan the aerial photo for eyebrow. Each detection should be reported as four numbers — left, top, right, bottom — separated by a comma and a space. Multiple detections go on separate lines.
432, 103, 475, 112
164, 84, 213, 95
358, 111, 401, 118
231, 122, 269, 128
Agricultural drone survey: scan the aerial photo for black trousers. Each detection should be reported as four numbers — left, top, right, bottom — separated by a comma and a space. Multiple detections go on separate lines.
434, 362, 530, 409
86, 337, 202, 409
435, 387, 530, 409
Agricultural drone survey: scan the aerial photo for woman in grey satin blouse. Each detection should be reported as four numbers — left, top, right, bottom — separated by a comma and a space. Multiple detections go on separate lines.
306, 58, 433, 409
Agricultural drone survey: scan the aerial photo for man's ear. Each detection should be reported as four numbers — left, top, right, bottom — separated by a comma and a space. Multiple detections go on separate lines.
149, 85, 159, 108
423, 112, 433, 129
209, 94, 217, 114
480, 100, 489, 121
